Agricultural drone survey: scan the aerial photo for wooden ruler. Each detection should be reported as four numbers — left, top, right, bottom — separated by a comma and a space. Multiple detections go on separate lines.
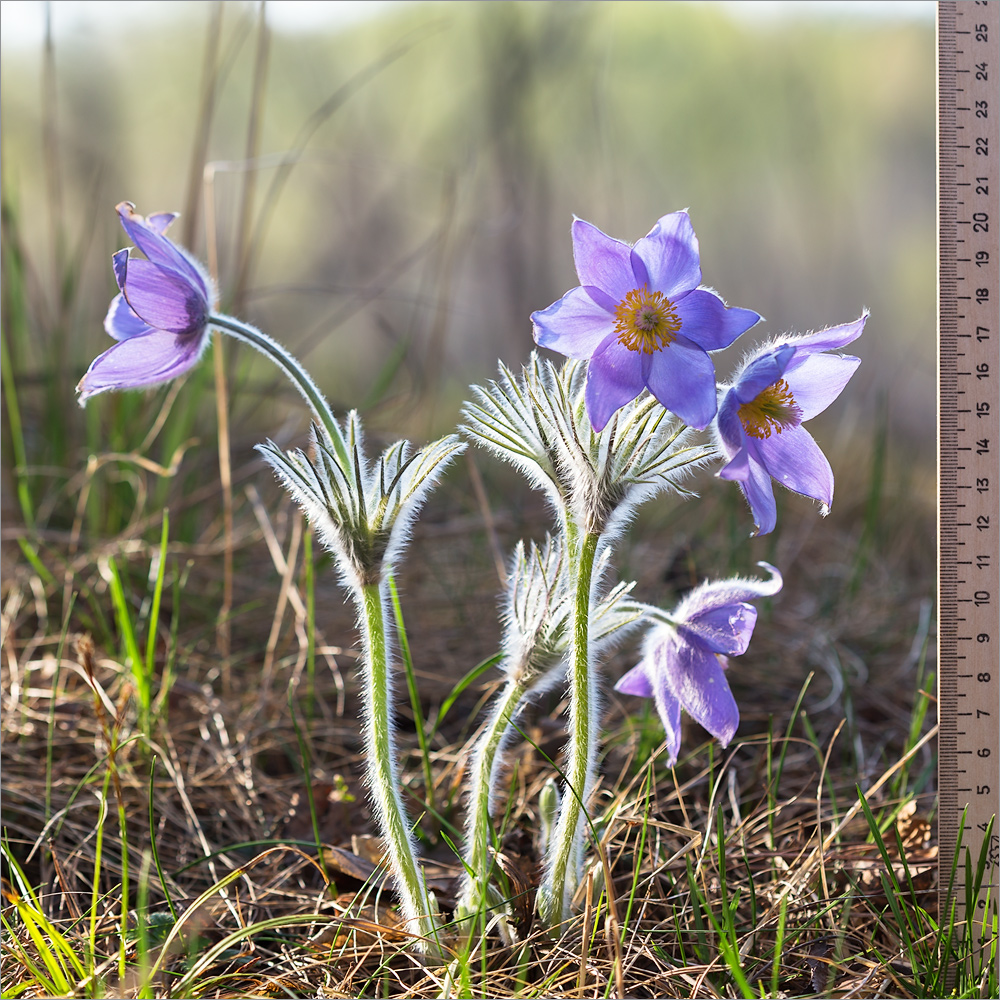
938, 0, 1000, 981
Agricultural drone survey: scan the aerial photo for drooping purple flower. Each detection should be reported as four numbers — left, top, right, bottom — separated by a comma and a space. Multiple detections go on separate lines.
531, 212, 761, 431
715, 314, 866, 536
615, 563, 782, 765
77, 202, 216, 401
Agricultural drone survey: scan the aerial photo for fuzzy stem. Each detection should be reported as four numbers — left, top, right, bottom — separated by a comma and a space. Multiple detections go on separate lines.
208, 313, 349, 467
358, 581, 441, 953
538, 529, 600, 928
457, 673, 530, 918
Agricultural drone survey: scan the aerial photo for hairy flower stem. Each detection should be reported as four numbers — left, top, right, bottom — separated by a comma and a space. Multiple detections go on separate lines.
208, 313, 349, 467
456, 674, 530, 923
538, 529, 600, 928
356, 582, 441, 952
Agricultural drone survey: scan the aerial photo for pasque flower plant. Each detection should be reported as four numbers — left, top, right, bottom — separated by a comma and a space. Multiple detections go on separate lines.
465, 354, 716, 926
81, 202, 352, 467
715, 316, 866, 534
530, 212, 760, 431
615, 564, 783, 765
260, 418, 464, 952
455, 534, 644, 937
79, 201, 862, 952
81, 202, 453, 952
78, 204, 216, 399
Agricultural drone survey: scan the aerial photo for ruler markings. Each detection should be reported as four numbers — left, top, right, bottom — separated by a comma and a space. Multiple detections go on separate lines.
938, 0, 1000, 984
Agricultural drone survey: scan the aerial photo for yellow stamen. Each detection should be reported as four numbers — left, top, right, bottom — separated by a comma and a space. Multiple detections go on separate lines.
738, 379, 802, 439
614, 288, 681, 354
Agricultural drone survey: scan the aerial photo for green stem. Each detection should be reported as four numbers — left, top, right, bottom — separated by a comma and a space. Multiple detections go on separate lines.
457, 674, 529, 917
538, 529, 600, 929
208, 313, 348, 467
358, 581, 440, 953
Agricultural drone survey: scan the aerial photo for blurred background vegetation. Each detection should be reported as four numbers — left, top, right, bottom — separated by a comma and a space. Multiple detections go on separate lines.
2, 0, 935, 469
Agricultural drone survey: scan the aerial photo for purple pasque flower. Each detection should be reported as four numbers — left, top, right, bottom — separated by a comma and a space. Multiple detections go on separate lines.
530, 212, 760, 432
615, 563, 782, 766
715, 314, 866, 536
77, 202, 216, 401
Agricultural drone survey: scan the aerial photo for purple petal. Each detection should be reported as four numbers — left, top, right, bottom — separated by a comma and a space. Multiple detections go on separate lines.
146, 212, 179, 235
585, 336, 645, 431
781, 313, 867, 355
673, 289, 761, 352
77, 329, 208, 400
718, 447, 751, 483
664, 638, 740, 747
122, 259, 208, 334
116, 202, 212, 303
739, 452, 778, 536
678, 603, 758, 656
678, 564, 783, 621
644, 336, 717, 429
104, 293, 154, 341
630, 212, 702, 299
783, 352, 861, 421
731, 344, 796, 403
531, 285, 614, 359
715, 391, 749, 472
756, 424, 834, 509
652, 673, 684, 766
570, 218, 636, 300
615, 662, 655, 698
112, 248, 129, 294
582, 284, 620, 313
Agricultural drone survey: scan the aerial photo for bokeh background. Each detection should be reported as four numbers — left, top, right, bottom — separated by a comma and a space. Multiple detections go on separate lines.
3, 0, 935, 454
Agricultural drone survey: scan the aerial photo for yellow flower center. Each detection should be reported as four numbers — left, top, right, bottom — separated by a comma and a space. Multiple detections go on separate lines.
738, 379, 803, 439
614, 288, 681, 353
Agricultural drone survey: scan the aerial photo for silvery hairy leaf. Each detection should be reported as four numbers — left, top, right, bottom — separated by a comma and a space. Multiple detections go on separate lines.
258, 412, 465, 591
463, 353, 715, 535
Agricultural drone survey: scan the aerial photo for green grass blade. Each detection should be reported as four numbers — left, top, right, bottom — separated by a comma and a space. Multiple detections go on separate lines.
388, 572, 436, 826
107, 556, 150, 736
88, 768, 113, 974
1, 327, 36, 527
1, 846, 87, 991
287, 685, 332, 885
16, 538, 55, 586
620, 765, 653, 936
361, 335, 410, 411
771, 892, 789, 996
147, 757, 179, 922
429, 652, 504, 741
144, 511, 169, 690
0, 909, 65, 998
45, 594, 76, 823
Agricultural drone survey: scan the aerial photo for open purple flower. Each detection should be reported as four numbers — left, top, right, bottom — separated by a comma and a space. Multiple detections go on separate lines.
530, 212, 760, 431
715, 314, 866, 535
77, 202, 216, 401
615, 563, 782, 765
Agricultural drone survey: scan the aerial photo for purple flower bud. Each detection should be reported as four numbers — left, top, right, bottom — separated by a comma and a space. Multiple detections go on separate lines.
715, 314, 866, 535
77, 203, 216, 402
615, 564, 782, 765
531, 213, 760, 431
